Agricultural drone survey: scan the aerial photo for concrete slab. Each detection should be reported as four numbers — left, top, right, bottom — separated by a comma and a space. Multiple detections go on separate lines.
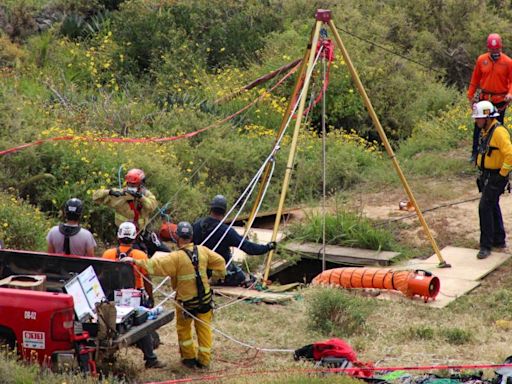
404, 246, 511, 281
284, 241, 400, 266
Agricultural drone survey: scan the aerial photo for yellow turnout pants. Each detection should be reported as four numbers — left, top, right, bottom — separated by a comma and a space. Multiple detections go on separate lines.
175, 306, 213, 366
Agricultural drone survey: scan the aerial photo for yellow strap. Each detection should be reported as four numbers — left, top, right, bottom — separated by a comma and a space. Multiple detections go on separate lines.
180, 339, 194, 346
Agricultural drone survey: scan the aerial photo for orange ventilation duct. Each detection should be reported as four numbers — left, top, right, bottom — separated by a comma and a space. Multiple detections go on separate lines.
312, 268, 440, 303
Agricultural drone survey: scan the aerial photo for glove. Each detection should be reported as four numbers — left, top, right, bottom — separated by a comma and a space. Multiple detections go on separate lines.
127, 189, 143, 198
119, 256, 135, 264
109, 189, 124, 197
266, 241, 277, 251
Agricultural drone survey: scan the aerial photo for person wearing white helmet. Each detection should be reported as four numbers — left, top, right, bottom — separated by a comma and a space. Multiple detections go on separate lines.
473, 100, 512, 259
467, 33, 512, 163
102, 222, 165, 369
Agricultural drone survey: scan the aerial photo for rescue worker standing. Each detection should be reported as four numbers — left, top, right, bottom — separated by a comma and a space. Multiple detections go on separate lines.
473, 100, 512, 259
121, 222, 226, 369
102, 222, 165, 369
467, 33, 512, 162
47, 198, 96, 256
193, 195, 276, 286
93, 168, 169, 255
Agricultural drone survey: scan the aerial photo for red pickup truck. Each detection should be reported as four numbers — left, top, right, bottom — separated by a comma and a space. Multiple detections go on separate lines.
0, 249, 174, 372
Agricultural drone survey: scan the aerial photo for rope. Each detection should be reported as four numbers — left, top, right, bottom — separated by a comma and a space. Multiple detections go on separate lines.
135, 269, 294, 353
146, 363, 512, 384
375, 196, 481, 227
321, 52, 327, 272
335, 26, 446, 74
202, 45, 326, 255
0, 62, 299, 158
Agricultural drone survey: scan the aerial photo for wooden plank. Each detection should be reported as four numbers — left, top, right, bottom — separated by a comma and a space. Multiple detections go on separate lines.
404, 246, 511, 281
283, 242, 400, 266
266, 282, 301, 293
377, 277, 480, 309
212, 286, 295, 304
269, 259, 293, 275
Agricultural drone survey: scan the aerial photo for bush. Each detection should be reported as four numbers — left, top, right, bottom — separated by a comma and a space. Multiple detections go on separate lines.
306, 286, 375, 337
288, 210, 398, 251
440, 327, 473, 345
0, 191, 51, 250
402, 325, 435, 341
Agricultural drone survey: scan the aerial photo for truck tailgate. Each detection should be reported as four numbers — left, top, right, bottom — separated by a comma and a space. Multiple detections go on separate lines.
110, 309, 174, 348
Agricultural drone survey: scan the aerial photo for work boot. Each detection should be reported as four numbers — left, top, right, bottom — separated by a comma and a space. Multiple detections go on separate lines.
196, 360, 210, 369
477, 248, 491, 259
181, 358, 198, 369
145, 359, 166, 369
493, 242, 507, 249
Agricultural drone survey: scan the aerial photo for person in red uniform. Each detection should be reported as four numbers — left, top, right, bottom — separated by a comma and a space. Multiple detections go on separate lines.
467, 33, 512, 162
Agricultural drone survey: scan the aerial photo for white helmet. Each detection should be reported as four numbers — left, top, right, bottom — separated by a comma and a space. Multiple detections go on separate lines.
117, 222, 137, 240
472, 100, 500, 119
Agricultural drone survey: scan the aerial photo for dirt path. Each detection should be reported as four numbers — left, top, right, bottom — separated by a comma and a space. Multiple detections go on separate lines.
352, 177, 512, 252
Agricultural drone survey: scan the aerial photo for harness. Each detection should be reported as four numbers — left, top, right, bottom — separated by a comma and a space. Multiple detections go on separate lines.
127, 200, 143, 230
478, 122, 501, 171
181, 246, 213, 315
115, 246, 133, 259
58, 224, 81, 255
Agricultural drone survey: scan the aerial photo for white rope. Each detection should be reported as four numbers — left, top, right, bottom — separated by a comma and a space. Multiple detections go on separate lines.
226, 158, 276, 269
137, 270, 294, 353
205, 45, 326, 257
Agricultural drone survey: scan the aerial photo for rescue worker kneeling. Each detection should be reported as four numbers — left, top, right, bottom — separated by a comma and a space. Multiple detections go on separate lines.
120, 221, 226, 369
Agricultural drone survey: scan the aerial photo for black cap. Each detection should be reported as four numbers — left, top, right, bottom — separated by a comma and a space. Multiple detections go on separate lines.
176, 221, 193, 239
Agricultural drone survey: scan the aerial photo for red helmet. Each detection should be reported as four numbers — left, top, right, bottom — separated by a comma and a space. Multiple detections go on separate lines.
487, 33, 502, 50
159, 222, 178, 242
125, 168, 145, 186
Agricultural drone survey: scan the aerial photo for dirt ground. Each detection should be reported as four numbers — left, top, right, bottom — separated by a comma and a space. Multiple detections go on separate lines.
129, 174, 512, 383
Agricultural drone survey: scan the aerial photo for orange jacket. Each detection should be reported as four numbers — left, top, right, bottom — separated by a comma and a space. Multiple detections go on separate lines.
467, 52, 512, 104
102, 245, 149, 289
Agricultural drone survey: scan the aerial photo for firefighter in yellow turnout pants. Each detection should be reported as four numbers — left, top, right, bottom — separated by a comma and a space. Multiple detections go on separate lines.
121, 221, 226, 369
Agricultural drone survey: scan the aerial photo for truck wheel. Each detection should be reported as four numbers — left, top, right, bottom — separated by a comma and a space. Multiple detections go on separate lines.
0, 329, 16, 351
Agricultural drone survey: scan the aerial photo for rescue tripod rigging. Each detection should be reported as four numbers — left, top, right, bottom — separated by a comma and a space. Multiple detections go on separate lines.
243, 9, 451, 286
129, 8, 455, 363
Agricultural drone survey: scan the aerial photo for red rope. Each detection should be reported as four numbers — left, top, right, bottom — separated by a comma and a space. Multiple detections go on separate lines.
0, 63, 300, 157
145, 363, 512, 384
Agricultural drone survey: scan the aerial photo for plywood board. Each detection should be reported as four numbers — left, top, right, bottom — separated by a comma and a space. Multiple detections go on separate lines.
231, 227, 285, 262
212, 286, 295, 304
403, 246, 511, 281
377, 277, 481, 308
284, 242, 400, 266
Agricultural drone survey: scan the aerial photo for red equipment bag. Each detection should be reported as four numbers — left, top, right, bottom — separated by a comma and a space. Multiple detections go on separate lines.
312, 338, 357, 361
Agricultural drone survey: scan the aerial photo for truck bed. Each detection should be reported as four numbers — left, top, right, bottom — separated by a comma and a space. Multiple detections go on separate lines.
0, 249, 135, 299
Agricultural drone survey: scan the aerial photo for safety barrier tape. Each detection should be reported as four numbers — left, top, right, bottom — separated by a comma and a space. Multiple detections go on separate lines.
145, 363, 512, 384
0, 63, 299, 157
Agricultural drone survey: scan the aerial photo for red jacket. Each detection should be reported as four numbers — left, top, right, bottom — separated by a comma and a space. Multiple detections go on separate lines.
467, 52, 512, 104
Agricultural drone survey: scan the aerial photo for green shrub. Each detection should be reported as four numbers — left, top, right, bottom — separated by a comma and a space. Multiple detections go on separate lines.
440, 327, 473, 345
288, 210, 397, 251
403, 325, 435, 341
306, 286, 375, 337
0, 191, 51, 250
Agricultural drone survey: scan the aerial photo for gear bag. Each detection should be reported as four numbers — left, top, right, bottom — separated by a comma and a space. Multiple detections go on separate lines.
182, 246, 213, 315
58, 224, 81, 255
